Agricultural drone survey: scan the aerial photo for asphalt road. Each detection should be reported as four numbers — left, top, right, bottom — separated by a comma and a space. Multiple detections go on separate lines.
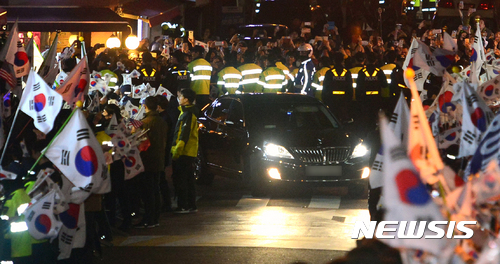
96, 176, 368, 264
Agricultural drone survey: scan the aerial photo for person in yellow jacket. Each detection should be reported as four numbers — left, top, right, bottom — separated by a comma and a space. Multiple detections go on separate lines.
2, 181, 34, 260
312, 57, 332, 101
256, 55, 286, 93
187, 45, 212, 107
349, 52, 366, 101
237, 62, 262, 93
171, 88, 200, 214
217, 66, 242, 95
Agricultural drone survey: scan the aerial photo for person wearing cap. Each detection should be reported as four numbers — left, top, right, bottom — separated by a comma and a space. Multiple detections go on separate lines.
163, 50, 190, 96
187, 45, 212, 107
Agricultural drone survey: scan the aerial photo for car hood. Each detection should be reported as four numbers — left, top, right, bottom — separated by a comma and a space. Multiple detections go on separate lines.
250, 127, 359, 149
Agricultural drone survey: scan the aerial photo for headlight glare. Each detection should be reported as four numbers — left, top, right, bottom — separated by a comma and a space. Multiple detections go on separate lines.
351, 143, 368, 158
264, 142, 294, 159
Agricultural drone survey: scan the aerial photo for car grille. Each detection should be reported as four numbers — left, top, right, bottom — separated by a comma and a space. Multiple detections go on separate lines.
289, 147, 352, 164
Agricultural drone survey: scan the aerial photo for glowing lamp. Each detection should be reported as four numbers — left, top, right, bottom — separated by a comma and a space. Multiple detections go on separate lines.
106, 33, 121, 48
125, 35, 140, 50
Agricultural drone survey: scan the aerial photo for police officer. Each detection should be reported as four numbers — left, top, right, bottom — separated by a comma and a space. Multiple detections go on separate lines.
322, 53, 353, 122
355, 52, 387, 137
257, 55, 286, 93
237, 54, 262, 93
187, 45, 212, 107
217, 64, 242, 95
294, 44, 316, 95
134, 51, 161, 88
387, 51, 411, 106
163, 50, 190, 96
312, 57, 332, 101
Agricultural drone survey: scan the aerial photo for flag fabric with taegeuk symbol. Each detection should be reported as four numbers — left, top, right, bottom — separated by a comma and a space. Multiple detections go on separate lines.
3, 92, 12, 118
132, 83, 146, 99
403, 38, 430, 90
438, 126, 461, 150
477, 74, 500, 105
459, 82, 494, 158
124, 100, 139, 118
44, 109, 107, 192
408, 74, 444, 185
470, 22, 487, 85
0, 21, 30, 78
156, 85, 173, 101
473, 160, 500, 204
466, 114, 500, 177
55, 56, 90, 107
57, 203, 86, 260
380, 115, 445, 256
23, 188, 63, 240
19, 70, 63, 134
123, 148, 144, 180
369, 92, 410, 189
412, 40, 446, 76
0, 165, 17, 180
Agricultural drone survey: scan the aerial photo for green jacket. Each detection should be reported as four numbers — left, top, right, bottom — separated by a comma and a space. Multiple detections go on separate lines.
172, 105, 199, 159
140, 110, 168, 171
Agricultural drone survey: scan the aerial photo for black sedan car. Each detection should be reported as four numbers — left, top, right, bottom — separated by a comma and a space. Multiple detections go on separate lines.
196, 94, 371, 197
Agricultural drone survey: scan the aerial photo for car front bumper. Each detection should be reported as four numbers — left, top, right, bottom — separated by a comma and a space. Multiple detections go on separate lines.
258, 156, 370, 185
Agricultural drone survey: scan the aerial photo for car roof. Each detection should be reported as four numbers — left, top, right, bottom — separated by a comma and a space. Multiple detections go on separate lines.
217, 93, 322, 105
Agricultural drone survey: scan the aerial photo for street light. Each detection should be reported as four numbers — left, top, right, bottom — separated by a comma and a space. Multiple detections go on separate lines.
106, 33, 121, 48
125, 25, 139, 50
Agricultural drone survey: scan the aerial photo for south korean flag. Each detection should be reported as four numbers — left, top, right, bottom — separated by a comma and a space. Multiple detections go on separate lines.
156, 85, 173, 101
19, 70, 63, 134
23, 188, 63, 240
57, 203, 86, 260
44, 109, 107, 193
459, 82, 494, 158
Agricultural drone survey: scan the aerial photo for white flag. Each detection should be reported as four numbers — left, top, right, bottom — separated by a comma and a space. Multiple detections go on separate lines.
459, 82, 494, 158
19, 70, 63, 134
470, 22, 487, 84
403, 38, 430, 90
438, 126, 461, 150
38, 33, 59, 86
123, 147, 144, 180
0, 165, 17, 180
122, 72, 132, 86
370, 92, 410, 188
407, 71, 444, 185
466, 114, 500, 176
57, 203, 86, 260
2, 22, 30, 78
132, 105, 146, 120
23, 189, 63, 240
44, 109, 107, 192
55, 56, 90, 107
380, 115, 446, 255
412, 40, 446, 76
132, 84, 146, 99
156, 85, 173, 101
473, 160, 500, 203
442, 32, 457, 53
125, 101, 139, 118
477, 74, 500, 105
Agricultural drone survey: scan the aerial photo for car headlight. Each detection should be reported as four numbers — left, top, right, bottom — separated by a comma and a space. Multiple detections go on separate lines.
351, 143, 368, 158
264, 142, 294, 159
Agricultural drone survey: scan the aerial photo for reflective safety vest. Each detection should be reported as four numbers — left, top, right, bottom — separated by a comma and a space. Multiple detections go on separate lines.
312, 67, 330, 101
275, 62, 291, 86
237, 63, 262, 93
349, 66, 363, 100
217, 66, 242, 94
361, 67, 381, 96
187, 58, 212, 95
257, 67, 286, 93
330, 68, 348, 95
380, 63, 396, 98
3, 188, 33, 258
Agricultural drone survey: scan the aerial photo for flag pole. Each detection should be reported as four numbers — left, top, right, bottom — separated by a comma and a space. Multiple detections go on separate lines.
0, 93, 21, 165
27, 106, 79, 174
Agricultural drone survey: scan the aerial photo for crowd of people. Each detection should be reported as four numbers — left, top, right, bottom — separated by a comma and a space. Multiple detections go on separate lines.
0, 10, 500, 263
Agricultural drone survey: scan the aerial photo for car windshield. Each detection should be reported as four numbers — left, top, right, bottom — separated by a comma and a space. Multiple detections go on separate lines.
247, 103, 339, 131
